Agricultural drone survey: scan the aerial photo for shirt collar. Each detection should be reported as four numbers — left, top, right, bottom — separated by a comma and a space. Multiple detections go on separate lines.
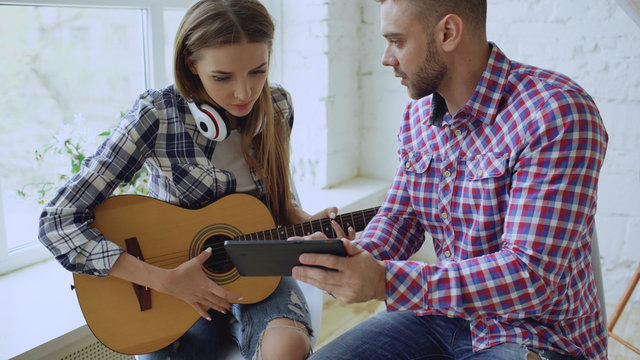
429, 42, 510, 127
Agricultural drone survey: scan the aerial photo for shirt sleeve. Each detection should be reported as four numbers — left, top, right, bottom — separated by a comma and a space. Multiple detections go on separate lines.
357, 90, 608, 317
38, 92, 159, 276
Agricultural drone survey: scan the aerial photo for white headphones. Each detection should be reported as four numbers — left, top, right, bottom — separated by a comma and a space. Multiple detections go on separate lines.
187, 101, 231, 141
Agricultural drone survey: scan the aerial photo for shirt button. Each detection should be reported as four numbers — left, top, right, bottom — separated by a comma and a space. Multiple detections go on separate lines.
441, 212, 449, 219
444, 250, 451, 258
454, 129, 462, 136
444, 170, 452, 177
477, 170, 484, 177
405, 161, 411, 169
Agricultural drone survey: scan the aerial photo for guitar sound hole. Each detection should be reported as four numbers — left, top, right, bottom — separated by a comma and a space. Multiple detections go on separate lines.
201, 235, 234, 274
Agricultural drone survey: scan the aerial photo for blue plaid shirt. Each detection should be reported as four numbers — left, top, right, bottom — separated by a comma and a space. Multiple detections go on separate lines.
39, 84, 295, 276
356, 44, 608, 358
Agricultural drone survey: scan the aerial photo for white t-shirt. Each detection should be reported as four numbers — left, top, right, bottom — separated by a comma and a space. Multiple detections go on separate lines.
211, 130, 257, 193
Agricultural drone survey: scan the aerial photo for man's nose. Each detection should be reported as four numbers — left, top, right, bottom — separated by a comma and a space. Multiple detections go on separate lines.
381, 45, 398, 67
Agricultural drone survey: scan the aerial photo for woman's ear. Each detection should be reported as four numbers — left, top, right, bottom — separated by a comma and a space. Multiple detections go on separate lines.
438, 14, 464, 53
184, 49, 198, 75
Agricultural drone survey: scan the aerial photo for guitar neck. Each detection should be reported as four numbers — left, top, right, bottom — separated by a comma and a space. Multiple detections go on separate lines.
237, 207, 379, 241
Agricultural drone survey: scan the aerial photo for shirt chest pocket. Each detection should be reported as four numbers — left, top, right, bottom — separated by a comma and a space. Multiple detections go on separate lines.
400, 149, 437, 215
401, 149, 433, 175
462, 153, 510, 212
466, 153, 508, 180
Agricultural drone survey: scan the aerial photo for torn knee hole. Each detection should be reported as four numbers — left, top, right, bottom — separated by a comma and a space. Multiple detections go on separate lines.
526, 352, 542, 360
265, 318, 308, 335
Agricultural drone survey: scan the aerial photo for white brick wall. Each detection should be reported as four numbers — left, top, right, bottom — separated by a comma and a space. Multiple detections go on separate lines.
355, 0, 640, 309
270, 0, 640, 310
267, 0, 330, 190
326, 0, 362, 187
487, 0, 640, 310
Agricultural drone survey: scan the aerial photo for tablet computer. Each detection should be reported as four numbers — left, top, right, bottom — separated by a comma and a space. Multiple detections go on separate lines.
224, 239, 347, 276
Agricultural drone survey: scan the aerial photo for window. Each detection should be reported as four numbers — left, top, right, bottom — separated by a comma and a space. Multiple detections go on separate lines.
0, 0, 188, 274
0, 0, 367, 275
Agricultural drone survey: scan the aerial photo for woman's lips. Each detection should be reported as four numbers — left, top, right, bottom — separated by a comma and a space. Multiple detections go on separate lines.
232, 101, 253, 113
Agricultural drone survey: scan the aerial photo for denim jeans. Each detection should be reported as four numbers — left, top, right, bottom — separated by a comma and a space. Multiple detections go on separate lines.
136, 277, 312, 360
309, 311, 585, 360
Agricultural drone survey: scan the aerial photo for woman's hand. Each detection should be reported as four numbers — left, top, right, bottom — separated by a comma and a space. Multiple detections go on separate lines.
289, 206, 357, 240
160, 248, 243, 319
110, 249, 243, 321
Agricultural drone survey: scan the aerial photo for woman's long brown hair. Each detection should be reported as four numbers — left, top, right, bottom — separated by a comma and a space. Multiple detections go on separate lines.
174, 0, 293, 225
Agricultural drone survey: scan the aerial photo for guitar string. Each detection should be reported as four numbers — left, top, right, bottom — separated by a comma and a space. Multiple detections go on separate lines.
147, 209, 380, 269
137, 208, 380, 269
208, 209, 380, 268
142, 220, 374, 269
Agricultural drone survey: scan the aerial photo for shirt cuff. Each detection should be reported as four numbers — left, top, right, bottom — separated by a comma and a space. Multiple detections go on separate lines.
384, 260, 427, 312
83, 240, 126, 276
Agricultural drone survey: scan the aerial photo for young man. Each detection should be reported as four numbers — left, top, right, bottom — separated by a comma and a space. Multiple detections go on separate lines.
292, 0, 608, 359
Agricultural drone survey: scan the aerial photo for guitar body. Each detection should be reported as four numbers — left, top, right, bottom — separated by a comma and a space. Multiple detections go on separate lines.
73, 194, 280, 355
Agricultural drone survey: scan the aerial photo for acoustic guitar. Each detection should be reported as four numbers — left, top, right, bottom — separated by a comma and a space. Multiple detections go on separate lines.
72, 193, 379, 355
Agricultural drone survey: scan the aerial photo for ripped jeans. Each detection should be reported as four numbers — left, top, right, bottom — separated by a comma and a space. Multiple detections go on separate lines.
309, 312, 585, 360
137, 277, 312, 360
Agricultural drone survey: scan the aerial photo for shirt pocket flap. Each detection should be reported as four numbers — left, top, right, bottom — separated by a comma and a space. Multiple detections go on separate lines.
400, 149, 432, 174
467, 153, 507, 180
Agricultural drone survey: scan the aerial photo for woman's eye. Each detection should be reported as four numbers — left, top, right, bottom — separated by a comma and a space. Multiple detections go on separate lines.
251, 70, 267, 76
213, 76, 230, 82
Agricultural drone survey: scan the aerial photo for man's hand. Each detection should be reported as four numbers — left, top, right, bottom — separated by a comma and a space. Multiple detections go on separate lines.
291, 235, 386, 304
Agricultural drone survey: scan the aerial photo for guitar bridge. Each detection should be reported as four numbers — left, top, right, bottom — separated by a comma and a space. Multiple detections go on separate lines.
125, 237, 152, 312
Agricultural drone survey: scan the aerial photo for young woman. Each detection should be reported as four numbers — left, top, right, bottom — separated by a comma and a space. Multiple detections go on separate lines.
38, 1, 353, 359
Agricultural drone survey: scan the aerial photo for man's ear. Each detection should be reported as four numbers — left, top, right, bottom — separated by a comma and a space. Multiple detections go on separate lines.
437, 14, 463, 53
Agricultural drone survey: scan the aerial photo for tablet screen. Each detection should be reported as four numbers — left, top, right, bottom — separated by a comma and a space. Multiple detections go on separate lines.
224, 239, 347, 276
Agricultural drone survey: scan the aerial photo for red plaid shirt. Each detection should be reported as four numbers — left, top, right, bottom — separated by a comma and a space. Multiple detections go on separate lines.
355, 43, 608, 359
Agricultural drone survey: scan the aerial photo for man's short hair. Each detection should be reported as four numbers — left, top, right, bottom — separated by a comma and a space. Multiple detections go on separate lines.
378, 0, 487, 34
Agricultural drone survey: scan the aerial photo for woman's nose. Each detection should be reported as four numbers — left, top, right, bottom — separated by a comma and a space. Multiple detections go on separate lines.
234, 78, 251, 101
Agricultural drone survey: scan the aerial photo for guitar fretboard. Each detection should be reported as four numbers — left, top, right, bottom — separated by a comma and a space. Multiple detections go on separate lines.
236, 207, 379, 240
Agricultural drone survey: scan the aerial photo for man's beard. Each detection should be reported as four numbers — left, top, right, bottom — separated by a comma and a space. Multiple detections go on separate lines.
399, 38, 447, 100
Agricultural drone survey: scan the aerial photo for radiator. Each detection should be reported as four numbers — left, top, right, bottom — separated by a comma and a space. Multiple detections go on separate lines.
12, 326, 134, 360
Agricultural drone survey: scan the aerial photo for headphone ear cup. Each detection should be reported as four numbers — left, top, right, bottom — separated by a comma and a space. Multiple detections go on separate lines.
196, 111, 217, 139
187, 102, 230, 141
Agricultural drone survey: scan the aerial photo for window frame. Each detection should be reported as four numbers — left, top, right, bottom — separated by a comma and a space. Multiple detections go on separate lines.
0, 0, 190, 274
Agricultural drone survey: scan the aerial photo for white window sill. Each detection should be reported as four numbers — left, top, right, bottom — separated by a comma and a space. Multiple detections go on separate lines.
296, 176, 391, 215
1, 257, 87, 359
0, 176, 391, 359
